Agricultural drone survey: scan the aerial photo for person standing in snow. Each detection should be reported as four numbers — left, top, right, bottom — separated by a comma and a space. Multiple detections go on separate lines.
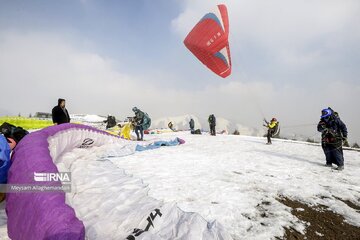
263, 118, 279, 144
189, 118, 195, 133
317, 108, 348, 170
132, 107, 144, 141
52, 98, 70, 125
132, 107, 151, 141
208, 114, 216, 136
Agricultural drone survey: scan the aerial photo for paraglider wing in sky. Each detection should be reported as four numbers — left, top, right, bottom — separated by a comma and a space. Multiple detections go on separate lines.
184, 4, 231, 78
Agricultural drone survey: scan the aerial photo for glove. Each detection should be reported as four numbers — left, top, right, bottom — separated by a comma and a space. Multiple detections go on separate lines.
342, 137, 349, 146
318, 122, 327, 132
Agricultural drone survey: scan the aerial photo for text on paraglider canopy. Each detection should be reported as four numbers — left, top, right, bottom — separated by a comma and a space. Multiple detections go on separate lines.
206, 32, 222, 46
126, 209, 162, 239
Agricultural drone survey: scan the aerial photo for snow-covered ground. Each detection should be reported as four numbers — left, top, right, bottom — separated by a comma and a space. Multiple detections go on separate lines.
1, 131, 359, 239
107, 132, 360, 239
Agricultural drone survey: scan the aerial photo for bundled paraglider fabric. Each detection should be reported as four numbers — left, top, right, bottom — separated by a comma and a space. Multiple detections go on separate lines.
191, 129, 202, 135
135, 138, 185, 152
120, 122, 133, 140
184, 4, 231, 78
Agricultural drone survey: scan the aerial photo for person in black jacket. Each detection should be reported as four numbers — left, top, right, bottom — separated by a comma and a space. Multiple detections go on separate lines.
189, 118, 195, 133
52, 98, 70, 125
208, 114, 216, 136
317, 108, 348, 170
104, 115, 116, 129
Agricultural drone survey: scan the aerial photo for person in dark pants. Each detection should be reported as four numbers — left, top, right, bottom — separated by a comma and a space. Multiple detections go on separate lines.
208, 114, 216, 136
52, 98, 70, 125
263, 118, 279, 144
189, 118, 195, 133
132, 107, 145, 141
317, 108, 348, 170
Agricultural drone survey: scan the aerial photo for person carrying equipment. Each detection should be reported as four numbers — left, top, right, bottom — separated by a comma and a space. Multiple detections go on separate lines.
317, 108, 347, 170
263, 118, 279, 144
132, 107, 151, 141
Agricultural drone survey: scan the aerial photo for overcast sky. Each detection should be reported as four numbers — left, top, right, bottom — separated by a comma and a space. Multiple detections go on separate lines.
0, 0, 359, 143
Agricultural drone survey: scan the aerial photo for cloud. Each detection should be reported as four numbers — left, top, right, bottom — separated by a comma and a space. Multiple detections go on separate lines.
0, 26, 359, 143
170, 0, 360, 142
172, 0, 360, 75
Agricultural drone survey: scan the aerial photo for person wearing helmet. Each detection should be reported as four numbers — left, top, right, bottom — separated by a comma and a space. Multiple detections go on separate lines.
263, 118, 279, 144
317, 108, 347, 170
132, 107, 145, 141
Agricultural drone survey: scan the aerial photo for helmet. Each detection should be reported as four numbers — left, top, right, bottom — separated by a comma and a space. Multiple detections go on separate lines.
271, 118, 277, 122
321, 108, 332, 119
132, 107, 138, 112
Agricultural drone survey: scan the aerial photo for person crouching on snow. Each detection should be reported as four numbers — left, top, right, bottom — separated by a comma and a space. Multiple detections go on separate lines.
317, 108, 347, 170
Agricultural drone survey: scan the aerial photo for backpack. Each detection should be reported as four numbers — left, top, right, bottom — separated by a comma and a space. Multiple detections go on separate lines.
142, 113, 151, 130
0, 122, 29, 144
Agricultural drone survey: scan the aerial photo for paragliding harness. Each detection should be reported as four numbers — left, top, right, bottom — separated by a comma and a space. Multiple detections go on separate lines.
321, 126, 343, 148
322, 128, 340, 143
0, 122, 29, 145
272, 122, 280, 137
319, 111, 346, 148
142, 113, 151, 130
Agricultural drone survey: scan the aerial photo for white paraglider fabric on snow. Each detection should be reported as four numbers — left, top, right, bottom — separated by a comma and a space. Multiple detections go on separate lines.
54, 140, 232, 240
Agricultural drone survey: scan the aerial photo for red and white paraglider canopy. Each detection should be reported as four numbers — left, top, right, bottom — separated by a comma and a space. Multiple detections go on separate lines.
184, 4, 231, 78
